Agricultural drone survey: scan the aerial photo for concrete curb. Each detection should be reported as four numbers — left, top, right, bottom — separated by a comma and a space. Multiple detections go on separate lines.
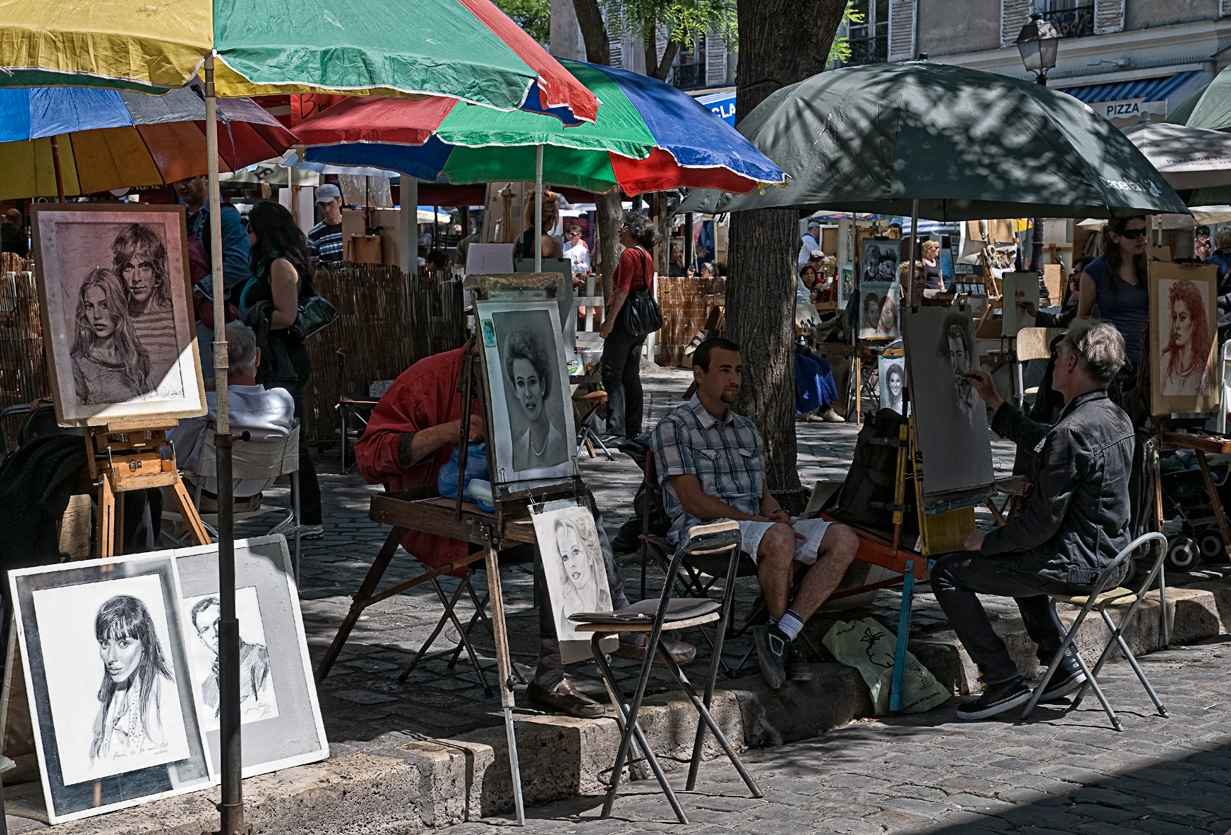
18, 582, 1229, 834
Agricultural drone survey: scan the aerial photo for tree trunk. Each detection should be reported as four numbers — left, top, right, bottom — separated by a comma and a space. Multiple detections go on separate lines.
595, 189, 623, 298
728, 0, 847, 491
571, 0, 610, 65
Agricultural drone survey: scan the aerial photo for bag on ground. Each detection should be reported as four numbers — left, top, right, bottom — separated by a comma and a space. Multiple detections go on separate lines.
823, 617, 949, 715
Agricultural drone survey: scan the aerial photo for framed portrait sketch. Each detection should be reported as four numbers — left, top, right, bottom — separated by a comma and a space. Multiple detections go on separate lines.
175, 535, 328, 779
475, 298, 578, 486
1149, 262, 1219, 415
878, 353, 907, 415
33, 205, 206, 427
530, 503, 617, 664
1000, 272, 1039, 337
857, 236, 901, 340
902, 307, 994, 504
9, 554, 211, 824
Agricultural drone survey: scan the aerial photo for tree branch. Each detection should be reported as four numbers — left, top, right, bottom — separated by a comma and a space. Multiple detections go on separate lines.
572, 0, 611, 65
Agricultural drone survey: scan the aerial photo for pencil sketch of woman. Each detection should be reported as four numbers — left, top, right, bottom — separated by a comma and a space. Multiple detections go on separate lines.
70, 268, 152, 405
504, 330, 565, 472
112, 224, 178, 378
878, 292, 899, 336
862, 292, 881, 332
1160, 278, 1211, 397
552, 516, 611, 615
90, 595, 176, 764
882, 363, 905, 413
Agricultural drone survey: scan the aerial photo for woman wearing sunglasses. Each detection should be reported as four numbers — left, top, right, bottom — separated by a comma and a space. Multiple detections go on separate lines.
1076, 216, 1150, 366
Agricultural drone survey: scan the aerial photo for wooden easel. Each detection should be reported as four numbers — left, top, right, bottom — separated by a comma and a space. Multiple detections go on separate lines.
85, 418, 210, 557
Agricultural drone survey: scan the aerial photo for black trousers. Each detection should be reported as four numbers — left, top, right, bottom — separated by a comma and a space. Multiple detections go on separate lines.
271, 381, 322, 526
600, 329, 647, 438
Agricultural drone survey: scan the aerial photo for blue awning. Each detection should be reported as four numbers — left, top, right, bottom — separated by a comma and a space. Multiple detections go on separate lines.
696, 91, 736, 127
1062, 70, 1202, 104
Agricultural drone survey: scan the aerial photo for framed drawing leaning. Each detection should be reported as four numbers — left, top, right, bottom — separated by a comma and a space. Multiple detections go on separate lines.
1149, 262, 1219, 415
33, 204, 206, 427
175, 535, 328, 779
9, 553, 211, 824
474, 297, 578, 485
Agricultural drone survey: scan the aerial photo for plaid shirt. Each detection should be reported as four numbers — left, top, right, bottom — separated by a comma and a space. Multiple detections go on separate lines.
650, 395, 766, 544
308, 221, 344, 264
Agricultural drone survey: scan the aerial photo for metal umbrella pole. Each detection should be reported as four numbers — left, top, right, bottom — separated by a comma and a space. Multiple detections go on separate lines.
534, 144, 544, 272
907, 198, 919, 306
204, 52, 246, 835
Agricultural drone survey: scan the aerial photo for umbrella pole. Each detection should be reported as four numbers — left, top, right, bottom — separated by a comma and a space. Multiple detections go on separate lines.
49, 136, 65, 202
205, 52, 246, 835
534, 145, 543, 273
907, 199, 919, 307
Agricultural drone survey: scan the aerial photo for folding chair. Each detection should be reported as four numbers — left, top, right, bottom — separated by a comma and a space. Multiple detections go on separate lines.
1013, 327, 1063, 407
1021, 531, 1169, 731
335, 348, 383, 473
168, 424, 303, 578
571, 521, 762, 823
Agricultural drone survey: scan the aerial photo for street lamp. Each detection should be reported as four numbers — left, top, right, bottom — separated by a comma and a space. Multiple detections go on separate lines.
1015, 13, 1062, 274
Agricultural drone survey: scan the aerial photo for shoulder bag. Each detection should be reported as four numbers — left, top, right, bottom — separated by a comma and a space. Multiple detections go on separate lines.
617, 248, 662, 337
290, 294, 339, 340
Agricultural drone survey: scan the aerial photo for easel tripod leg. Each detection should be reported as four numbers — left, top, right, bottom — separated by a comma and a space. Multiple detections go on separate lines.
316, 527, 404, 683
483, 539, 525, 825
890, 560, 915, 713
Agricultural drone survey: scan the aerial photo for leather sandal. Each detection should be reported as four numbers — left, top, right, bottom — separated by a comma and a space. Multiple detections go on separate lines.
526, 678, 604, 718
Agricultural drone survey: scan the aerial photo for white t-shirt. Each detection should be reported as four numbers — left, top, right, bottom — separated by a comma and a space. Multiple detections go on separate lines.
798, 232, 821, 271
563, 240, 591, 276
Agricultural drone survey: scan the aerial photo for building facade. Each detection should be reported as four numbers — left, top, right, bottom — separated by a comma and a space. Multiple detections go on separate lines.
856, 0, 1231, 126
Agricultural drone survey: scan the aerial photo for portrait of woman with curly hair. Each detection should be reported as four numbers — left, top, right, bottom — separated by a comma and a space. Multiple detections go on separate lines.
1159, 278, 1212, 397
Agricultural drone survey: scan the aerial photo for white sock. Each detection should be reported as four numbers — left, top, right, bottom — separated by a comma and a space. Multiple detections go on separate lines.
777, 610, 805, 642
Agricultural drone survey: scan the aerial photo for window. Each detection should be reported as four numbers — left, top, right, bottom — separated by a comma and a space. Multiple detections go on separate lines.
1036, 0, 1095, 37
673, 36, 707, 90
848, 0, 890, 66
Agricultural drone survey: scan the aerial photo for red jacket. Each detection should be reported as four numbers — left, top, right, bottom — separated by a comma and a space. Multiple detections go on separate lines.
354, 348, 481, 569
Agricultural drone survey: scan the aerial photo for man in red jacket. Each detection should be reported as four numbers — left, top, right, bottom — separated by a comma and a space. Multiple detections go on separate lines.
356, 346, 691, 718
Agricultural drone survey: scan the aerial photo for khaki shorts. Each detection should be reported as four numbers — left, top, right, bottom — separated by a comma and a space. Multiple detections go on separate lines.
729, 517, 832, 566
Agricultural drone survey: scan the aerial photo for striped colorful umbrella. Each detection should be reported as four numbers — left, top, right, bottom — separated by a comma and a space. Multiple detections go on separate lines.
0, 0, 598, 123
296, 60, 787, 195
0, 85, 298, 198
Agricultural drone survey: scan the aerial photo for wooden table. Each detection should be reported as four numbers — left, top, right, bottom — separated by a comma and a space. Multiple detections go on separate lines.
317, 492, 535, 824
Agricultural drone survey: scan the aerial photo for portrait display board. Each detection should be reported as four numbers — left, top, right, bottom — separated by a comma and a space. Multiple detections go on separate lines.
175, 536, 328, 779
9, 554, 211, 824
530, 503, 617, 664
902, 307, 994, 504
1149, 262, 1219, 415
858, 236, 901, 339
1000, 272, 1040, 337
475, 298, 578, 485
878, 353, 907, 415
32, 205, 206, 427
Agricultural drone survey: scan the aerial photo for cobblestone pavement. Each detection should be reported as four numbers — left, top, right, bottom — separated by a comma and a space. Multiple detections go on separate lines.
435, 636, 1231, 835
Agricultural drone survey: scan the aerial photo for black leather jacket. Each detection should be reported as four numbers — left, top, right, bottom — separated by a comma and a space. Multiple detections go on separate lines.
982, 391, 1134, 586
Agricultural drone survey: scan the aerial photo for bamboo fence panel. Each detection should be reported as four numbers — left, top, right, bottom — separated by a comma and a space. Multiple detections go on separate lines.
657, 276, 725, 368
302, 264, 464, 446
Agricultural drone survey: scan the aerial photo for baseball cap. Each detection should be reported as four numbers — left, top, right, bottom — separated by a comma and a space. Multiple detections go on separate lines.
315, 184, 342, 204
807, 220, 820, 230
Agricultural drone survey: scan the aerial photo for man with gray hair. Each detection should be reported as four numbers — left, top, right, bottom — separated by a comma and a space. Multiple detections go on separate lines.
170, 321, 296, 505
932, 321, 1135, 720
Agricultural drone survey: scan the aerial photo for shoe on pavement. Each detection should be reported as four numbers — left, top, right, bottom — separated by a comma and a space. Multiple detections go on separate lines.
786, 641, 813, 682
298, 524, 324, 540
526, 679, 604, 719
612, 634, 697, 665
956, 677, 1032, 721
1039, 654, 1087, 703
818, 407, 846, 423
752, 624, 789, 690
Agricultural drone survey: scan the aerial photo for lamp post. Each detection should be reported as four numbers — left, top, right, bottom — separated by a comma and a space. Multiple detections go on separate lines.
1015, 13, 1061, 274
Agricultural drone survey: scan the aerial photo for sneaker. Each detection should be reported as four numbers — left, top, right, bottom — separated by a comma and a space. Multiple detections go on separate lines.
955, 677, 1031, 721
752, 624, 789, 690
294, 524, 324, 540
1039, 654, 1087, 703
786, 641, 813, 682
818, 407, 846, 423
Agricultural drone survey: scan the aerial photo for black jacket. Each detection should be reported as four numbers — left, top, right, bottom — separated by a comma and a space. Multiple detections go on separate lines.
982, 391, 1134, 586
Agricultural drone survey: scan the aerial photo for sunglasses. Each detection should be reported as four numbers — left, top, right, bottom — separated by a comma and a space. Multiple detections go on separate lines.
1118, 228, 1148, 240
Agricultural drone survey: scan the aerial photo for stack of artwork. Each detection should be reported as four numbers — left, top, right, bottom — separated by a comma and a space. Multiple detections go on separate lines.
858, 236, 901, 339
33, 206, 205, 427
8, 536, 327, 824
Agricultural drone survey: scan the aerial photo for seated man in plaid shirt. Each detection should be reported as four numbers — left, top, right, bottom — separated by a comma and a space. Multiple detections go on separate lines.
650, 338, 859, 690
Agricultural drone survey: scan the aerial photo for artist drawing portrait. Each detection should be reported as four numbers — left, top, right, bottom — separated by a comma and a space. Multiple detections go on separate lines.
475, 298, 577, 485
175, 536, 328, 779
1149, 264, 1219, 414
33, 205, 205, 427
902, 307, 994, 502
530, 504, 615, 664
8, 555, 209, 824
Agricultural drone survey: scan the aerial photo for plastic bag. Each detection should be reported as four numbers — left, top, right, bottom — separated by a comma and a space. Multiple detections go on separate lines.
822, 617, 949, 716
437, 443, 491, 509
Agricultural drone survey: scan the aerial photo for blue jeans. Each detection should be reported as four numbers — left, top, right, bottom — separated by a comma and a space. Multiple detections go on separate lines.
600, 329, 646, 438
931, 550, 1093, 685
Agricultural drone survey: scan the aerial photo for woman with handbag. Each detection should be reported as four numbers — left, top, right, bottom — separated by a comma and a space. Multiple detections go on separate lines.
598, 211, 662, 442
238, 201, 324, 539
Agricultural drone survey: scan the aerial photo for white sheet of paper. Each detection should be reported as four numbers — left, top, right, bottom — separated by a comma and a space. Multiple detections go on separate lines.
465, 243, 515, 276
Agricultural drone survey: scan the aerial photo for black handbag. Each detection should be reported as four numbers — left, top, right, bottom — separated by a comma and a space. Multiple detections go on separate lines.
617, 249, 662, 336
290, 295, 339, 341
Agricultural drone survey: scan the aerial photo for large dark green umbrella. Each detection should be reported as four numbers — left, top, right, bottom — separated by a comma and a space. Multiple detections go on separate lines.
1167, 70, 1231, 132
681, 60, 1188, 220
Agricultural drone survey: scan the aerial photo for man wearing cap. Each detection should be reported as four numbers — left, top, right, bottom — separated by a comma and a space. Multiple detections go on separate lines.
798, 221, 822, 272
0, 209, 26, 259
308, 184, 345, 265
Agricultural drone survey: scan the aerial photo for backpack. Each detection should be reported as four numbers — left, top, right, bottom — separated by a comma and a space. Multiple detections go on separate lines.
823, 408, 918, 537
